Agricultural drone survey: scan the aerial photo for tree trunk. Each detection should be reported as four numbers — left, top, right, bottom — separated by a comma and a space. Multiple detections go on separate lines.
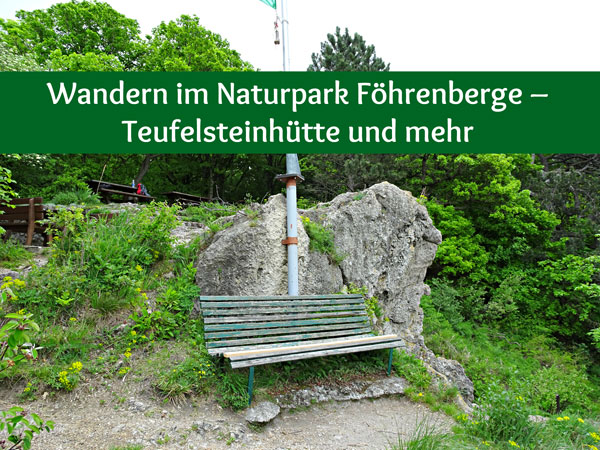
134, 154, 158, 184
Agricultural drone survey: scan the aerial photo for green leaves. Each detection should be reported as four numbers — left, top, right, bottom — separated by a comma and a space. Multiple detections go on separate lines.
308, 26, 389, 72
141, 15, 253, 72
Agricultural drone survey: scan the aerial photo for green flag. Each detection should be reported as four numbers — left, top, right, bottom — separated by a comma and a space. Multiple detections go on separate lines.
258, 0, 276, 9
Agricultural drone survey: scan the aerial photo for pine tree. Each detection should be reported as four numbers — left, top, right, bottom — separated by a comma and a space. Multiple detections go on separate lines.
307, 27, 389, 72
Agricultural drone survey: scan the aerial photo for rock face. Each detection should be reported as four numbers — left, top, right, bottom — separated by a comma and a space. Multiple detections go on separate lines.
195, 182, 473, 402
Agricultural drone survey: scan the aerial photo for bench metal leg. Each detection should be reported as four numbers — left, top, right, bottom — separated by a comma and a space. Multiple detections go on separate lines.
387, 348, 394, 376
248, 366, 255, 406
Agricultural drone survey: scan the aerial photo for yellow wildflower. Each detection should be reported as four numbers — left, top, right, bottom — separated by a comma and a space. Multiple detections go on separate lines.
578, 418, 585, 424
69, 317, 77, 322
135, 265, 142, 272
590, 432, 600, 442
71, 361, 83, 372
417, 392, 423, 397
556, 417, 564, 421
509, 441, 520, 448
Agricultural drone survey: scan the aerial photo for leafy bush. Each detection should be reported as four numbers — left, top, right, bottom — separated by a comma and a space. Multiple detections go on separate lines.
154, 354, 213, 400
300, 216, 344, 264
19, 203, 180, 317
0, 239, 32, 269
50, 188, 101, 206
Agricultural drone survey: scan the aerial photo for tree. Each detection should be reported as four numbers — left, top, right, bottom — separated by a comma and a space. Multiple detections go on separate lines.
141, 15, 253, 72
307, 27, 389, 72
49, 50, 124, 72
0, 1, 142, 69
0, 41, 42, 71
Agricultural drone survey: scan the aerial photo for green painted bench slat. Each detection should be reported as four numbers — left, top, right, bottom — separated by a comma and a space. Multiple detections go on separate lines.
201, 304, 366, 316
204, 316, 368, 332
203, 310, 367, 324
227, 335, 403, 360
230, 341, 404, 369
204, 323, 373, 340
199, 294, 363, 302
200, 298, 364, 308
206, 329, 374, 352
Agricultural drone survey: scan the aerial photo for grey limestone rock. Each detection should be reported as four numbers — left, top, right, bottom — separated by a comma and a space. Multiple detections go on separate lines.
245, 401, 281, 424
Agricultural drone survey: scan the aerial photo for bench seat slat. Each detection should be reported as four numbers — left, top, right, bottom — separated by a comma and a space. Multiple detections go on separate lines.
230, 341, 403, 369
207, 329, 374, 353
202, 304, 365, 316
199, 294, 362, 302
205, 322, 372, 340
203, 310, 367, 324
226, 334, 401, 359
205, 316, 368, 332
201, 299, 363, 308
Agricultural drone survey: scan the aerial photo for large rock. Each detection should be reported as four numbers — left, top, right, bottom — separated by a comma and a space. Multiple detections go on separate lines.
195, 182, 473, 402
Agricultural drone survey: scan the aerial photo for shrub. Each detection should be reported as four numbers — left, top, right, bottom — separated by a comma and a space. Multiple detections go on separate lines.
50, 188, 101, 206
300, 216, 344, 264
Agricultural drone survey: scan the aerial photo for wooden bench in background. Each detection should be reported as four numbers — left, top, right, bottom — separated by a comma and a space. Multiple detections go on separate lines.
199, 294, 404, 404
87, 180, 155, 203
0, 197, 49, 246
164, 191, 211, 207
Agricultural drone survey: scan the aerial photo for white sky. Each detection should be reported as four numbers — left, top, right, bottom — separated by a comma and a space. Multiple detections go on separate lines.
0, 0, 598, 71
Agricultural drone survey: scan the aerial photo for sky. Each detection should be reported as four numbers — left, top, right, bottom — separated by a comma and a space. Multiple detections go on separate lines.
0, 0, 599, 71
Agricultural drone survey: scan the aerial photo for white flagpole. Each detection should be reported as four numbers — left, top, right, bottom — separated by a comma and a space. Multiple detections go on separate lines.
280, 0, 290, 72
278, 0, 301, 296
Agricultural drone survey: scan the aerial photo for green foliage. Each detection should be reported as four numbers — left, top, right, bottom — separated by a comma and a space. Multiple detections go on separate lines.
0, 407, 54, 450
154, 353, 213, 400
142, 15, 252, 72
217, 370, 249, 411
300, 216, 344, 264
50, 188, 101, 206
461, 386, 541, 446
0, 290, 53, 449
0, 240, 33, 270
0, 41, 43, 71
49, 49, 124, 72
0, 1, 142, 69
421, 294, 600, 414
392, 350, 431, 390
17, 203, 179, 317
308, 26, 389, 72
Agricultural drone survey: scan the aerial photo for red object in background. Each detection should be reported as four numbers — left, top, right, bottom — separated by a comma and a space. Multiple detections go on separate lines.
137, 184, 142, 195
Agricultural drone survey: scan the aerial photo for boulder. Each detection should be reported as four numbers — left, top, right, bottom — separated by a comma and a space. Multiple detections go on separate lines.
245, 401, 280, 424
195, 182, 473, 402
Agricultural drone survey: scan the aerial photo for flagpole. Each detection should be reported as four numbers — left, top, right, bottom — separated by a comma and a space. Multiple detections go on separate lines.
278, 0, 301, 296
281, 0, 290, 72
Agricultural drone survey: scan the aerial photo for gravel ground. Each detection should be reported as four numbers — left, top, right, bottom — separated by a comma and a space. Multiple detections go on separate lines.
0, 389, 453, 450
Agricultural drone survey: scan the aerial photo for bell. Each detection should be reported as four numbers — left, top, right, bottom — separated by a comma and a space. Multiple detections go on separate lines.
274, 28, 280, 45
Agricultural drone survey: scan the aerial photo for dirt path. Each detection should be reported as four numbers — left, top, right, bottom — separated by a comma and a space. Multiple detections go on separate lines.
1, 389, 453, 450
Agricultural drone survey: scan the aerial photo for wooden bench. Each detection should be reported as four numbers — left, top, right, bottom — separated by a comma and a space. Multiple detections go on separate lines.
0, 197, 49, 246
199, 294, 404, 404
87, 180, 155, 203
164, 191, 210, 207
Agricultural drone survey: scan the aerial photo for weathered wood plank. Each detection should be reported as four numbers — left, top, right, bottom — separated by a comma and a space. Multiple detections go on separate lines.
201, 299, 364, 308
205, 323, 372, 340
203, 310, 367, 324
199, 294, 363, 302
225, 335, 400, 358
230, 341, 403, 368
206, 329, 374, 352
202, 305, 366, 316
205, 316, 368, 332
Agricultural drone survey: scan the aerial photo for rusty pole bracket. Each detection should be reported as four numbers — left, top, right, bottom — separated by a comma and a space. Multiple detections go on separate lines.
281, 237, 298, 245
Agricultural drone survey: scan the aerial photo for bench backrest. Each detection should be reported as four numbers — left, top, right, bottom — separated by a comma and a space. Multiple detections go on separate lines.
0, 197, 45, 221
199, 294, 373, 355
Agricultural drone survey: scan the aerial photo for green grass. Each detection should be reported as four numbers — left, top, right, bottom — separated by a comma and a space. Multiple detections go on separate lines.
0, 237, 33, 268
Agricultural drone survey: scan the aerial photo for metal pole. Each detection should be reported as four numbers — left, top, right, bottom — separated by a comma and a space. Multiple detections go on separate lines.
280, 0, 290, 72
285, 156, 299, 295
280, 0, 298, 296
